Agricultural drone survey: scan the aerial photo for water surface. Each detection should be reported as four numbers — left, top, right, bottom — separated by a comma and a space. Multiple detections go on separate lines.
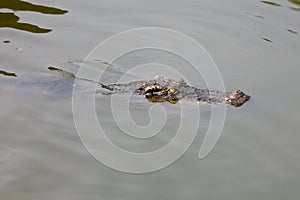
0, 0, 300, 199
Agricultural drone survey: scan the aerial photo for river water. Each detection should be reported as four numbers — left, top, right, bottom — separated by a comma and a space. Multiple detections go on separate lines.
0, 0, 300, 199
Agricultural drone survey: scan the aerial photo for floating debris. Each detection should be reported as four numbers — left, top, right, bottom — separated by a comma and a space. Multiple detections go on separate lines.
260, 0, 282, 7
3, 40, 10, 43
287, 29, 297, 34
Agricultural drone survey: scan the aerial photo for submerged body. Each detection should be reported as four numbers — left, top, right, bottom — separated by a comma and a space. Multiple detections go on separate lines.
1, 67, 250, 106
37, 67, 250, 106
100, 76, 250, 107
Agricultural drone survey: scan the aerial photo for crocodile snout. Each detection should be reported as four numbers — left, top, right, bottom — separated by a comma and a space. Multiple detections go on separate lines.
225, 90, 251, 107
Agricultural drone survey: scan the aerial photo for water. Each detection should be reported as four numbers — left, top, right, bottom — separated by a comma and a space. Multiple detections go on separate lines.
1, 0, 300, 199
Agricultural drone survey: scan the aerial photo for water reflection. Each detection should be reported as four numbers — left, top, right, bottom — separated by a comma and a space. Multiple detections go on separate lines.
0, 12, 52, 33
260, 0, 282, 7
261, 37, 273, 43
247, 12, 264, 19
288, 0, 300, 11
288, 0, 300, 5
0, 0, 67, 33
260, 0, 300, 11
0, 69, 17, 77
287, 29, 298, 34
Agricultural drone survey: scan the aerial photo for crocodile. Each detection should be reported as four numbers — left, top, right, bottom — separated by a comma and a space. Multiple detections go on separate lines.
98, 75, 250, 107
8, 67, 247, 107
1, 66, 250, 107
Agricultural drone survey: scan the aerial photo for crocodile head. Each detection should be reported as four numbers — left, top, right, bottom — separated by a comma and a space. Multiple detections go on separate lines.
225, 90, 250, 107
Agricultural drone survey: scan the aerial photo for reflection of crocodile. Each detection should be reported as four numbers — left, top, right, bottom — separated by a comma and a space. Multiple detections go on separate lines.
101, 76, 250, 107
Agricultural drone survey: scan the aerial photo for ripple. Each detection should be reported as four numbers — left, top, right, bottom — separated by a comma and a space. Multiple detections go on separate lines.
0, 145, 16, 163
287, 29, 298, 34
261, 37, 273, 43
288, 0, 300, 11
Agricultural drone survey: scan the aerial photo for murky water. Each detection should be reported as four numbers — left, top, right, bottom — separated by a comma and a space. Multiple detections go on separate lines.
1, 0, 300, 199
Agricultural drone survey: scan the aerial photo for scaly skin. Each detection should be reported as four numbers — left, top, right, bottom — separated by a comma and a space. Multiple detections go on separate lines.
102, 76, 250, 107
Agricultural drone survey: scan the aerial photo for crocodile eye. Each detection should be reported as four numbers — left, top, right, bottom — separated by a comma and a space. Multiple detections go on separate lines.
169, 88, 175, 94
